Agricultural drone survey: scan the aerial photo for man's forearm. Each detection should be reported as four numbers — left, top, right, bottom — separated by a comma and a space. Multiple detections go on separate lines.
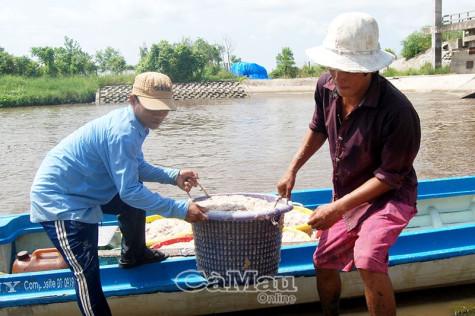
333, 177, 393, 215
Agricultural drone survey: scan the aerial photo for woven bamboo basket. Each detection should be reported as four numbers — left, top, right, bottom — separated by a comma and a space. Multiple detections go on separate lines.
192, 193, 293, 284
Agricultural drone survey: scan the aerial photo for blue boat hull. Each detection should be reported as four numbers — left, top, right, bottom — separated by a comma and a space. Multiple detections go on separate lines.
0, 176, 474, 315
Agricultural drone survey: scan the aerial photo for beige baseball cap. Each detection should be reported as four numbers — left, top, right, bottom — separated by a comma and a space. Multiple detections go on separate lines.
132, 72, 177, 111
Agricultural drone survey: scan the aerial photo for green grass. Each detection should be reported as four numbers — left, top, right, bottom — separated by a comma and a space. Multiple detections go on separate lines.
0, 76, 97, 108
0, 74, 138, 108
382, 62, 452, 77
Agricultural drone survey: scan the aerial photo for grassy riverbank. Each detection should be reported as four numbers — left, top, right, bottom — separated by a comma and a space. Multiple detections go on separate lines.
0, 74, 135, 108
0, 64, 453, 108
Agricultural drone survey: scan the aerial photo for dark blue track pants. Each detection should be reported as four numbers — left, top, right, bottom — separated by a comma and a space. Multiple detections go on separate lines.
40, 194, 146, 316
41, 220, 111, 316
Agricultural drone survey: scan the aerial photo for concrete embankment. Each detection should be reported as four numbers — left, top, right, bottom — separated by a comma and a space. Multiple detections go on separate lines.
243, 74, 475, 98
96, 81, 248, 104
96, 74, 474, 104
387, 74, 475, 98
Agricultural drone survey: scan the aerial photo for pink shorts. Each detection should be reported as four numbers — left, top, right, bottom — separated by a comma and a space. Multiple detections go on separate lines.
313, 200, 417, 274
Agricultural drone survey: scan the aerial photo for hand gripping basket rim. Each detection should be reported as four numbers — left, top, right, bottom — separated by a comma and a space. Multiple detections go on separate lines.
192, 193, 293, 220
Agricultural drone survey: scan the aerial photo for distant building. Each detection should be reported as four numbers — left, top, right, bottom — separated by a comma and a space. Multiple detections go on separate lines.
449, 16, 475, 74
426, 2, 474, 74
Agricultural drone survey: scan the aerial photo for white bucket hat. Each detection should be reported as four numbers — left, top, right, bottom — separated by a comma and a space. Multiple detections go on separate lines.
305, 12, 395, 73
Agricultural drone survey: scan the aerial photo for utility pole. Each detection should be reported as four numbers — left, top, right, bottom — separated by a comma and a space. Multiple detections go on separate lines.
432, 0, 442, 68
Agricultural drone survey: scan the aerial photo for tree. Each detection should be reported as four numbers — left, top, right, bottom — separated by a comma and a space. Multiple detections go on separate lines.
14, 56, 40, 77
136, 41, 166, 73
95, 47, 127, 74
384, 48, 396, 59
56, 37, 96, 75
193, 38, 222, 67
31, 37, 96, 76
171, 43, 196, 82
156, 41, 175, 76
192, 38, 223, 77
0, 48, 38, 76
298, 63, 327, 78
222, 35, 236, 70
31, 46, 58, 76
136, 38, 227, 82
0, 47, 16, 75
272, 47, 298, 78
401, 29, 431, 59
230, 55, 241, 64
139, 43, 149, 60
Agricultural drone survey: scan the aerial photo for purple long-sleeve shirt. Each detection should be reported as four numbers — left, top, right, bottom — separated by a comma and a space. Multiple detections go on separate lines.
309, 72, 421, 231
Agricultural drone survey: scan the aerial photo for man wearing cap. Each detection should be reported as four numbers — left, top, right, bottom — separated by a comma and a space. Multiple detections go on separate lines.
277, 12, 420, 315
30, 72, 208, 316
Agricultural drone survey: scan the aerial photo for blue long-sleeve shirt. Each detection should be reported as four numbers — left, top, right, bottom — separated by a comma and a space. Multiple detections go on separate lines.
30, 106, 189, 223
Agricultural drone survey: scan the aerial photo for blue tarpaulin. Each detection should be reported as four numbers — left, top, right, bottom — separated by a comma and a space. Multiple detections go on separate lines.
231, 62, 268, 79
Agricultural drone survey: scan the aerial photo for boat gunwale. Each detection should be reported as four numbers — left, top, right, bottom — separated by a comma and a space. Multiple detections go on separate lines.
1, 223, 475, 308
0, 175, 474, 308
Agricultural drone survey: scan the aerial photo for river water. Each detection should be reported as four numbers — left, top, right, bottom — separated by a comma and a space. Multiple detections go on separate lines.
1, 92, 474, 214
0, 91, 474, 314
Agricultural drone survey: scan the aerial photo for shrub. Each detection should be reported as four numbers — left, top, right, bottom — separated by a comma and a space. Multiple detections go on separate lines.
401, 30, 431, 59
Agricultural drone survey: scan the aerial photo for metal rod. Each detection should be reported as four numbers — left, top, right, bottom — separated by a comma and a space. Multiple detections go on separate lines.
197, 182, 210, 196
273, 196, 282, 208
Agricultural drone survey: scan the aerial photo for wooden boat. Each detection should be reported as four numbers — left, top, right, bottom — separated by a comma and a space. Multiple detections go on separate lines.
0, 176, 474, 315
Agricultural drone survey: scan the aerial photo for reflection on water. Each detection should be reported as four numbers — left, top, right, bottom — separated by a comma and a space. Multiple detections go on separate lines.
0, 92, 474, 214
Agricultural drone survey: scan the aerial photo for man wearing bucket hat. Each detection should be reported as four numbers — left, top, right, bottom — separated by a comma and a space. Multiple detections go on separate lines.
30, 72, 208, 316
277, 12, 420, 315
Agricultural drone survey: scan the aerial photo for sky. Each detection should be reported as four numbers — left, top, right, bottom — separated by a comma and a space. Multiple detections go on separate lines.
1, 0, 473, 72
